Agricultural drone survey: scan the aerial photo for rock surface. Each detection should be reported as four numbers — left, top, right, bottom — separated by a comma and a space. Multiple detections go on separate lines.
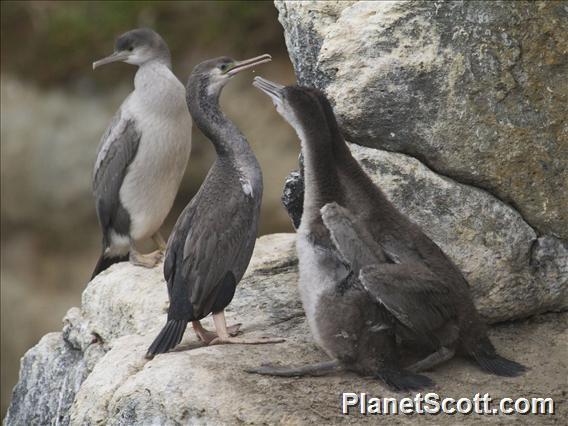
5, 333, 87, 426
275, 0, 568, 239
4, 234, 568, 424
281, 155, 304, 229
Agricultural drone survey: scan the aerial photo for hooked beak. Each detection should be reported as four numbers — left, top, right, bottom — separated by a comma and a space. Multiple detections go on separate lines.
92, 51, 130, 70
226, 53, 272, 76
252, 76, 285, 102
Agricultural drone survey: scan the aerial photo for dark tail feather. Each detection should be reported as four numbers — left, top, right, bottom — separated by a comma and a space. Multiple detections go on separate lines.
474, 353, 527, 377
376, 368, 434, 392
146, 319, 188, 359
471, 338, 527, 377
91, 253, 129, 280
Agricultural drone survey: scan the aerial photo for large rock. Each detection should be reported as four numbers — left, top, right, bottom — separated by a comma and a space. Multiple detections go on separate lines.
4, 234, 568, 424
275, 0, 568, 239
3, 234, 302, 425
5, 333, 87, 426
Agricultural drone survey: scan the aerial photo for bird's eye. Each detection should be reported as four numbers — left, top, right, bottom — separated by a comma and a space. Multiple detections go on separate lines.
128, 46, 134, 52
220, 64, 229, 72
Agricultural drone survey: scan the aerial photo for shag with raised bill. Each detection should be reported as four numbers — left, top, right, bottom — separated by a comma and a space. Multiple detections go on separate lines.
147, 55, 284, 358
248, 77, 526, 391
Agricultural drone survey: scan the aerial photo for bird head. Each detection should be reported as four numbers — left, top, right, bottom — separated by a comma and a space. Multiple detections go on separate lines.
253, 77, 322, 131
93, 28, 170, 70
190, 54, 272, 98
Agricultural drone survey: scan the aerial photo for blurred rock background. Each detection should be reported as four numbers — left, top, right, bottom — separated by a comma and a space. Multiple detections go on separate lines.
1, 1, 298, 416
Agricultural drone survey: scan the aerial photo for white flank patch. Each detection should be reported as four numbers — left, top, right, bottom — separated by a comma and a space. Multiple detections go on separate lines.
106, 231, 130, 256
241, 179, 253, 197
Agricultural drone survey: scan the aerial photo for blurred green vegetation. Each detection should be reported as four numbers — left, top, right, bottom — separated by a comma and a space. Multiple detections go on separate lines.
1, 1, 286, 88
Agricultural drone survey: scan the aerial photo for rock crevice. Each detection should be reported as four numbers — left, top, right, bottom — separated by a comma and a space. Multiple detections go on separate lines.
370, 143, 541, 238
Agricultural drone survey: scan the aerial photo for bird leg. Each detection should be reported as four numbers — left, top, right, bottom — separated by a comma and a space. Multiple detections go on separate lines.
407, 346, 455, 372
246, 360, 340, 377
129, 247, 163, 268
192, 320, 242, 344
209, 311, 285, 345
129, 233, 166, 268
152, 232, 167, 252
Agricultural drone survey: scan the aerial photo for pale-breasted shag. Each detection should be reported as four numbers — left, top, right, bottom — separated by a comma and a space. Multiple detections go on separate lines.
91, 28, 192, 278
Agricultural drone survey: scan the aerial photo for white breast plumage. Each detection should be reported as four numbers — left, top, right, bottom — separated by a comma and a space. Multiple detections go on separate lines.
119, 63, 192, 241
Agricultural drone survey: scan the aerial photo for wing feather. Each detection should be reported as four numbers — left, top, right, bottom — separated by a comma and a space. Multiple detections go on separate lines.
320, 202, 391, 271
320, 202, 457, 347
359, 263, 457, 346
170, 188, 256, 319
92, 106, 141, 240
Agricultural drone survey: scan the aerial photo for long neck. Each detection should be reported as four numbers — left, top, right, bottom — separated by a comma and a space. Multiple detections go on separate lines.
300, 106, 395, 226
295, 115, 346, 223
133, 60, 186, 115
187, 78, 259, 174
135, 56, 172, 79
